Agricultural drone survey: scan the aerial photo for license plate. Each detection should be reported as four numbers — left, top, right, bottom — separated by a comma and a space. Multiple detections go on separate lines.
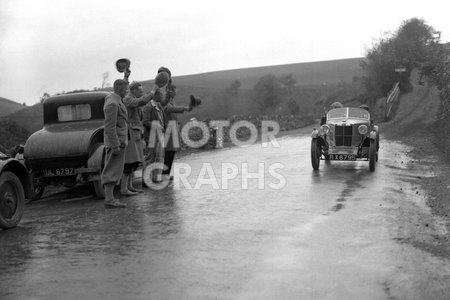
43, 168, 76, 177
328, 154, 356, 161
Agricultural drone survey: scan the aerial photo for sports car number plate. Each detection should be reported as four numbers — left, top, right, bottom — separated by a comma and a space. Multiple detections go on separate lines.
329, 154, 356, 161
43, 168, 76, 177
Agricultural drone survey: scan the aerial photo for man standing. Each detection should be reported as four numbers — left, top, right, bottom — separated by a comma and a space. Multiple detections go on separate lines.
158, 67, 192, 180
122, 81, 156, 195
101, 79, 129, 208
142, 80, 167, 185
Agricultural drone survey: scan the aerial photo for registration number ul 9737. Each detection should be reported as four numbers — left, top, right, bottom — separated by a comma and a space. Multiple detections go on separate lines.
43, 168, 76, 177
328, 154, 356, 161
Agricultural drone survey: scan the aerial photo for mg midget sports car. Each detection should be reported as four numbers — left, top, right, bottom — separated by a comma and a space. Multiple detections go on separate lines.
0, 151, 32, 229
311, 107, 379, 171
24, 92, 110, 200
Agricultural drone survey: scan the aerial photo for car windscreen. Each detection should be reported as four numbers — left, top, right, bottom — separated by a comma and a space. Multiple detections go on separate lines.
57, 104, 91, 122
348, 108, 370, 119
327, 108, 370, 120
327, 108, 347, 119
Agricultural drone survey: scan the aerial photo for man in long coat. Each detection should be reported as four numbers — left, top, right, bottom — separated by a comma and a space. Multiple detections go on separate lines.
142, 87, 166, 185
157, 67, 192, 179
101, 79, 129, 208
122, 81, 156, 194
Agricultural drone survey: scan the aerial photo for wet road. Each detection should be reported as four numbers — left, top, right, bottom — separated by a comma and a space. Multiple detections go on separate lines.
1, 132, 449, 299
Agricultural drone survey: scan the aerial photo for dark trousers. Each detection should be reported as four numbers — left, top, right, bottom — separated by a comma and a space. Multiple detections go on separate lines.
162, 150, 176, 175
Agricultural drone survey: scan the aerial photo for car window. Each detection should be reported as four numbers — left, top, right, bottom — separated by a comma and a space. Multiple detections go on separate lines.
57, 104, 91, 122
327, 108, 347, 119
348, 108, 370, 119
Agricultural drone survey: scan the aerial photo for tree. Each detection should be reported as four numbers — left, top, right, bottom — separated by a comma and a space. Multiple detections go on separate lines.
253, 74, 281, 112
420, 41, 450, 114
40, 92, 50, 103
362, 18, 438, 99
102, 72, 110, 88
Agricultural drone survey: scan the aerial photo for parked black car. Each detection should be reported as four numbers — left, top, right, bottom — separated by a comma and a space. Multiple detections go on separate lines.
24, 92, 110, 200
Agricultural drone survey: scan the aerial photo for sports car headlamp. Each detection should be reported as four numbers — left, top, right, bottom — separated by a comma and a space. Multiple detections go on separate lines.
320, 124, 330, 135
358, 125, 368, 135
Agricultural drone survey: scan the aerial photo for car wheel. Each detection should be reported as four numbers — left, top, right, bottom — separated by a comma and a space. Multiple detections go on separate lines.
88, 143, 105, 198
31, 183, 45, 201
0, 171, 25, 229
311, 139, 321, 170
369, 140, 376, 172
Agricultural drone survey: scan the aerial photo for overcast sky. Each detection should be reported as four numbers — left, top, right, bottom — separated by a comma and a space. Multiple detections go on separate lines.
1, 0, 448, 105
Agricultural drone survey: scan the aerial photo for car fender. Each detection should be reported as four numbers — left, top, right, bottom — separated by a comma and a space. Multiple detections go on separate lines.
0, 158, 32, 199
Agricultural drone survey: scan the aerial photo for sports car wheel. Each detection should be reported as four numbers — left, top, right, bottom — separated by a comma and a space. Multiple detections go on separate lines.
0, 171, 25, 229
369, 140, 376, 172
311, 139, 321, 170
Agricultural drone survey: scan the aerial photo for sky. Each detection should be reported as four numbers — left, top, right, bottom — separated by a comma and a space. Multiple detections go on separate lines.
1, 0, 449, 105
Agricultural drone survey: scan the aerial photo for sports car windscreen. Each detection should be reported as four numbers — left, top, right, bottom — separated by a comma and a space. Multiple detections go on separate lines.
328, 108, 370, 120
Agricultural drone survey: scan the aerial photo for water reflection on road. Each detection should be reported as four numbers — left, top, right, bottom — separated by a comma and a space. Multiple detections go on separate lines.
1, 134, 448, 299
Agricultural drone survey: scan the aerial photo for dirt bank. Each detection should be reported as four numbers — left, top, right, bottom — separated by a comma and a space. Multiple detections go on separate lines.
382, 78, 450, 257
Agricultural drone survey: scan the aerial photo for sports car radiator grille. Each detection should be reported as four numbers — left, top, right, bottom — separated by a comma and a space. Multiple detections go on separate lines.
335, 125, 353, 146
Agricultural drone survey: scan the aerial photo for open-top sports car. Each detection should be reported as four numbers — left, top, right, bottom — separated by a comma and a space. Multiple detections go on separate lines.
311, 107, 379, 171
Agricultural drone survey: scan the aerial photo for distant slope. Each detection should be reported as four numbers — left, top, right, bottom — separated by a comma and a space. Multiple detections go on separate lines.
0, 97, 26, 117
1, 103, 43, 135
1, 58, 364, 137
158, 58, 364, 90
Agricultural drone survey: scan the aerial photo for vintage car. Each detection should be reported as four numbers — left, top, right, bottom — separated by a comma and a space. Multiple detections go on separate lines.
0, 151, 32, 229
24, 92, 110, 200
311, 107, 379, 171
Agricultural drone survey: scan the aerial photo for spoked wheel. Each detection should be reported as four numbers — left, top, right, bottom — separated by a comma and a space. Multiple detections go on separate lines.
369, 140, 377, 172
0, 171, 25, 229
311, 139, 321, 170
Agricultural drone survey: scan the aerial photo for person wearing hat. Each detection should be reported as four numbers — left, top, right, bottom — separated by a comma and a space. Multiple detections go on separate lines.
142, 72, 169, 184
101, 79, 129, 208
157, 67, 192, 180
121, 81, 157, 195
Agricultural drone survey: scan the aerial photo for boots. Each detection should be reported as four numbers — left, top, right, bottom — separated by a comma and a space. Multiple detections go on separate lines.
121, 174, 138, 196
104, 183, 126, 208
128, 173, 142, 193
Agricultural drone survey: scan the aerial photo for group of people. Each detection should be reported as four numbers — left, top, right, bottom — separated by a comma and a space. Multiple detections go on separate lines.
101, 67, 192, 208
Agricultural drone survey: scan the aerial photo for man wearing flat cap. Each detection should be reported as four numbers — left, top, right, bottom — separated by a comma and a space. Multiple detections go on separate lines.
101, 79, 129, 208
121, 81, 157, 194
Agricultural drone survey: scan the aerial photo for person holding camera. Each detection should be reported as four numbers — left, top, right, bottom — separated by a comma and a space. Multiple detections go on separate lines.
157, 67, 195, 179
142, 71, 171, 184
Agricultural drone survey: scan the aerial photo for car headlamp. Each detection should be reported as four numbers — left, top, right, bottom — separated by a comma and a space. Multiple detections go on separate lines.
358, 125, 368, 135
320, 124, 330, 135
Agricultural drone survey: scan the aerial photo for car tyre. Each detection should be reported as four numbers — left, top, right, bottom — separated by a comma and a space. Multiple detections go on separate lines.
88, 143, 105, 198
369, 140, 377, 172
31, 183, 45, 201
0, 171, 25, 229
311, 139, 321, 170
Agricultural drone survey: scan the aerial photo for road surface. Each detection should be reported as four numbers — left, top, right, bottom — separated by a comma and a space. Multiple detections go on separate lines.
1, 132, 449, 299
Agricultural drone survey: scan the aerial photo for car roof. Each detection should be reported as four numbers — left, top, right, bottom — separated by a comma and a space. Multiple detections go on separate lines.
44, 91, 111, 106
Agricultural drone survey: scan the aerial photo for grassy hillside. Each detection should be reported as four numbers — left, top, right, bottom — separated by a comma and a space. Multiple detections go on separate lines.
0, 58, 364, 146
0, 97, 26, 117
1, 103, 43, 135
142, 58, 364, 90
